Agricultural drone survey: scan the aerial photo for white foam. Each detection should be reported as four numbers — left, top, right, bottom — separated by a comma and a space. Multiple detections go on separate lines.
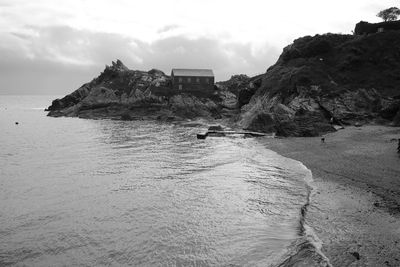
303, 223, 333, 266
259, 142, 332, 266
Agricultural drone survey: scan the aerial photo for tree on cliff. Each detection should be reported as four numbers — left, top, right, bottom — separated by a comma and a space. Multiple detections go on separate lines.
377, 7, 400, 22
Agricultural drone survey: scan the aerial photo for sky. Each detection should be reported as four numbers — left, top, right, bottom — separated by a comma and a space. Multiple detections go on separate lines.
0, 0, 398, 95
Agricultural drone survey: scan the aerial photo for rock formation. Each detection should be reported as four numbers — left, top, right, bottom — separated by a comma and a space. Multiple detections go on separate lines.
239, 31, 400, 136
216, 74, 263, 108
48, 29, 400, 137
46, 60, 236, 121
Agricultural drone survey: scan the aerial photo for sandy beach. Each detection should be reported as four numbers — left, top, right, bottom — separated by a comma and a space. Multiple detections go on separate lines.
261, 125, 400, 266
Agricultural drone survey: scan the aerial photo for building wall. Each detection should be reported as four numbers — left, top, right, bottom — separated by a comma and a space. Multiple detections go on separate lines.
171, 75, 215, 94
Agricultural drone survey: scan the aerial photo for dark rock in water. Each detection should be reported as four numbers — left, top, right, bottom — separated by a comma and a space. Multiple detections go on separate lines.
196, 132, 208, 139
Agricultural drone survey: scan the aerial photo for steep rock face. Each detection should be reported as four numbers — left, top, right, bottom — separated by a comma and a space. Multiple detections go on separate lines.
240, 32, 400, 136
216, 74, 263, 108
47, 60, 235, 121
216, 74, 251, 96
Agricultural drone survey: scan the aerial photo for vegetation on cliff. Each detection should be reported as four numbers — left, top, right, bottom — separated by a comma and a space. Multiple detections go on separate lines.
377, 7, 400, 22
239, 31, 400, 136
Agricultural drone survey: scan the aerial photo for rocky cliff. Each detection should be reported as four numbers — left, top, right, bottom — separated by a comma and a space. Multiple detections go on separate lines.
215, 74, 263, 108
48, 31, 400, 136
239, 31, 400, 136
47, 60, 237, 121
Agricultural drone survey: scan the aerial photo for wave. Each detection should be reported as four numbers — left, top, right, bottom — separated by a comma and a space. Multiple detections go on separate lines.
272, 161, 332, 267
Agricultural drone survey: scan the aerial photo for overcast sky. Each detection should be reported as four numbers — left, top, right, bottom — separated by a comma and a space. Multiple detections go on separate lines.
0, 0, 397, 95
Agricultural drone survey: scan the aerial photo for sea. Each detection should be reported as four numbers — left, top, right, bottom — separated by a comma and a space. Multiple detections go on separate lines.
0, 95, 329, 266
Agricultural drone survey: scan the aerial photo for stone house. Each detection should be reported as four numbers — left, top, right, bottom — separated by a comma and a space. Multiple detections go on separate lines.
171, 69, 215, 95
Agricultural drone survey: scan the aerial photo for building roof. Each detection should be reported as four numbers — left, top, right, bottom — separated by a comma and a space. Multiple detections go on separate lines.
171, 69, 214, 77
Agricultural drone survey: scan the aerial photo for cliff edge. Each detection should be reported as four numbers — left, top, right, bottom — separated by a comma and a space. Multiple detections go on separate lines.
239, 31, 400, 136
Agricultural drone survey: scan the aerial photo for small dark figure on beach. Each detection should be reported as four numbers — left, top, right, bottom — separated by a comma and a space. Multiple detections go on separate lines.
321, 137, 325, 143
330, 117, 334, 125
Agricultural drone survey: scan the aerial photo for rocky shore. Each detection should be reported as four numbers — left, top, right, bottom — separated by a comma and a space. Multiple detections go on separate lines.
47, 30, 400, 137
46, 60, 238, 122
262, 125, 400, 266
238, 32, 400, 136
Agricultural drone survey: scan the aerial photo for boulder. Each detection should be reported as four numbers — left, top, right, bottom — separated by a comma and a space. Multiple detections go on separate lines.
276, 111, 335, 137
244, 112, 276, 133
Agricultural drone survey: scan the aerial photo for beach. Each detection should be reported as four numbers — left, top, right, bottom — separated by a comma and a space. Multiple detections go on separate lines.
262, 125, 400, 266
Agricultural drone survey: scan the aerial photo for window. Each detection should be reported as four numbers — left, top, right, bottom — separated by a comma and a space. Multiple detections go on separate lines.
205, 78, 209, 84
196, 78, 200, 83
178, 77, 182, 83
179, 84, 183, 90
187, 77, 191, 83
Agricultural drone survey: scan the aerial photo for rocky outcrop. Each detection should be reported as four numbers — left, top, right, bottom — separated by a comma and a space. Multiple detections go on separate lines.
47, 60, 237, 121
216, 74, 263, 108
48, 29, 400, 136
239, 32, 400, 136
216, 74, 251, 96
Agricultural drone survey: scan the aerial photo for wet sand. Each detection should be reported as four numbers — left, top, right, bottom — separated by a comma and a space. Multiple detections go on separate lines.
261, 125, 400, 266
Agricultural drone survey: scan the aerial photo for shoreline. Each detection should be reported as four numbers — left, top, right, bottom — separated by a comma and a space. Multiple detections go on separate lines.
261, 125, 400, 266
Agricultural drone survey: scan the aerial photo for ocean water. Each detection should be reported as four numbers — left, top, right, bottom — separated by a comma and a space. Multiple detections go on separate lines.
0, 95, 323, 266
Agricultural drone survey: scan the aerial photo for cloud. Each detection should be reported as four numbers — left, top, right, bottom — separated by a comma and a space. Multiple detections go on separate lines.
0, 25, 280, 95
1, 0, 399, 95
157, 24, 181, 34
